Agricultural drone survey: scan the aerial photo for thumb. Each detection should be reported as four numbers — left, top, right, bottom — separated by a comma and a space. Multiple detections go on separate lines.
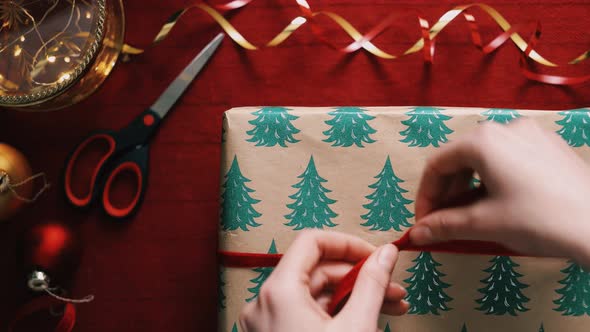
410, 204, 489, 245
337, 244, 398, 328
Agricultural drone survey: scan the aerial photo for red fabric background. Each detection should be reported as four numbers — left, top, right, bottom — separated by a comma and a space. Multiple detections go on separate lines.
1, 0, 590, 331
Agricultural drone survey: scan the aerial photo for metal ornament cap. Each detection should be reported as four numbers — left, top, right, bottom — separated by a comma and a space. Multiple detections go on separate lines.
28, 270, 50, 292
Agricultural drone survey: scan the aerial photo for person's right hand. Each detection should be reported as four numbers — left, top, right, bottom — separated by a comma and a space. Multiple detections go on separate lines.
410, 118, 590, 268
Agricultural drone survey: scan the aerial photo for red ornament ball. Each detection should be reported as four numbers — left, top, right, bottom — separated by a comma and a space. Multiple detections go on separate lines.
20, 222, 81, 287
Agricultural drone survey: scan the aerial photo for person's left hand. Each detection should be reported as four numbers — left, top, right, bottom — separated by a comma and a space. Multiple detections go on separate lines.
239, 230, 409, 332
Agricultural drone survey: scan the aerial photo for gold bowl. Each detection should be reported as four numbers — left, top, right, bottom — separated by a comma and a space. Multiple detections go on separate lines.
0, 0, 124, 110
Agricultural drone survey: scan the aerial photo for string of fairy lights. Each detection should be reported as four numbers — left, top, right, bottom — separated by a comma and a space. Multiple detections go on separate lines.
0, 0, 97, 92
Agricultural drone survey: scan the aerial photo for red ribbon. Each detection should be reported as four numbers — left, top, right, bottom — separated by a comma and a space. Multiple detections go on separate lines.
326, 231, 520, 315
218, 228, 521, 316
8, 296, 76, 332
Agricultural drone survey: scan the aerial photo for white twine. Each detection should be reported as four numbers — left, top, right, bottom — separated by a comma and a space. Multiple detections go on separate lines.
44, 287, 95, 304
0, 170, 51, 203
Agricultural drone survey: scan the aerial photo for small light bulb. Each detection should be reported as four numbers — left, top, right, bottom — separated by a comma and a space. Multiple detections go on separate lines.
13, 45, 22, 57
47, 56, 56, 63
58, 73, 71, 82
20, 35, 25, 42
64, 56, 71, 63
86, 11, 91, 19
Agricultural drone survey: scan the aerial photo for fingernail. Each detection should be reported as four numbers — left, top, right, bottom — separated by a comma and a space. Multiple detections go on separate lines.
378, 244, 397, 271
396, 284, 408, 297
402, 300, 411, 310
411, 225, 433, 243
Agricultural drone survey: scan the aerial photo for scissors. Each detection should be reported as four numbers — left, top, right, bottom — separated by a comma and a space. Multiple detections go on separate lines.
63, 33, 224, 219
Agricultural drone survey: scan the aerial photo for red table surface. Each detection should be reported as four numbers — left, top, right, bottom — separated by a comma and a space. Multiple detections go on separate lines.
2, 0, 590, 331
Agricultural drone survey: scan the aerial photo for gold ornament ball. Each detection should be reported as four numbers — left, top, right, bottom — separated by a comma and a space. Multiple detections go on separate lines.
0, 143, 32, 221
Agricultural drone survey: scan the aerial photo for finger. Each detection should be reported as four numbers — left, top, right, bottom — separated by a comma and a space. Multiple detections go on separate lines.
315, 293, 333, 312
338, 244, 398, 329
443, 169, 476, 202
420, 169, 479, 216
309, 262, 354, 297
309, 263, 406, 299
385, 282, 407, 302
415, 134, 484, 220
273, 230, 375, 284
313, 281, 406, 314
411, 202, 493, 245
415, 171, 452, 221
239, 302, 256, 332
381, 299, 410, 316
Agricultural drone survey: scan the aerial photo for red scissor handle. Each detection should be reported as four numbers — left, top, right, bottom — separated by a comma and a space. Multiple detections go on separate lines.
64, 109, 159, 217
102, 161, 144, 218
64, 133, 116, 208
100, 144, 149, 219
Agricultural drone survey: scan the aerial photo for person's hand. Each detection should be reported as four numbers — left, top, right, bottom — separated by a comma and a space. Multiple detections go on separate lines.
411, 119, 590, 267
239, 230, 409, 332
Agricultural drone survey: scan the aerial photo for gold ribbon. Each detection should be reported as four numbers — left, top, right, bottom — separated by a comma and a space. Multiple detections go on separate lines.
121, 1, 590, 78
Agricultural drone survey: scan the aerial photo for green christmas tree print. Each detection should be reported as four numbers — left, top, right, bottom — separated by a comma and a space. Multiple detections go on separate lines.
231, 322, 238, 332
460, 323, 468, 332
556, 108, 590, 147
553, 261, 590, 316
476, 256, 529, 315
218, 269, 226, 310
246, 107, 300, 147
400, 107, 453, 148
361, 156, 414, 231
284, 156, 338, 230
481, 109, 521, 124
383, 322, 392, 332
404, 252, 452, 315
538, 324, 545, 332
246, 240, 278, 302
323, 107, 376, 147
221, 156, 262, 231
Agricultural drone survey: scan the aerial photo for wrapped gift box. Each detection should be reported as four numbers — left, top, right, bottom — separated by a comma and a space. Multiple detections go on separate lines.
218, 106, 590, 332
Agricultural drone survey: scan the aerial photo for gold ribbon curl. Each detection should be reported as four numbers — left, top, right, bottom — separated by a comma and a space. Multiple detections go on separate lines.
122, 1, 590, 80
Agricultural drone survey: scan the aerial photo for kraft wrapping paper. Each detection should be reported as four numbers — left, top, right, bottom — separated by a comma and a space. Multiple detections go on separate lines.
218, 106, 590, 332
